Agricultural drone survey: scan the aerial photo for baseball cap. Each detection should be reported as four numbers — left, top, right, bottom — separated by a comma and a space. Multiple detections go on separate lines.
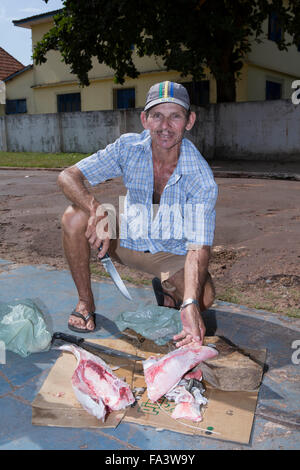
144, 81, 190, 111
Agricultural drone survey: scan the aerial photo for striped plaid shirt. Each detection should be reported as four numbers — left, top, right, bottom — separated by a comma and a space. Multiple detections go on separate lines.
76, 130, 218, 255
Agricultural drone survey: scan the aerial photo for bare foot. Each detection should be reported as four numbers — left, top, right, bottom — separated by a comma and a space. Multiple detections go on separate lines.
68, 300, 96, 331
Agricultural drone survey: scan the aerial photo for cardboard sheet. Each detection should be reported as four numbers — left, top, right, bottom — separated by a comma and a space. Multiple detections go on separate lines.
124, 348, 265, 444
32, 336, 265, 444
32, 337, 138, 428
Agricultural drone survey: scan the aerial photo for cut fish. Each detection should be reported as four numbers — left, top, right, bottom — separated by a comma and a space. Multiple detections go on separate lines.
60, 344, 135, 421
165, 384, 194, 404
165, 379, 208, 422
143, 345, 218, 402
171, 402, 203, 422
183, 365, 203, 381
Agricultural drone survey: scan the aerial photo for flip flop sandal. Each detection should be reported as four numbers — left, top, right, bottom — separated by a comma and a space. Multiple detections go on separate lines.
68, 310, 96, 333
152, 277, 181, 310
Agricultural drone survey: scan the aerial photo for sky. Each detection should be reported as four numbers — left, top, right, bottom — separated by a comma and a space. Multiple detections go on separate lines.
0, 0, 64, 66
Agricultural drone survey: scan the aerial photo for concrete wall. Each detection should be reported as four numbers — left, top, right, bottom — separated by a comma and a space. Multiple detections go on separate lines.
0, 99, 299, 161
0, 108, 144, 154
214, 99, 300, 161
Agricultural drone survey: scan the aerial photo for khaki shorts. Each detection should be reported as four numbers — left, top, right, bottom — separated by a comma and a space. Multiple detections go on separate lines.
110, 238, 186, 290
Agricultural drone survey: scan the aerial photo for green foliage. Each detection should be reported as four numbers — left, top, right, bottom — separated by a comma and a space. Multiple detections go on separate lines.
38, 1, 300, 101
0, 151, 87, 168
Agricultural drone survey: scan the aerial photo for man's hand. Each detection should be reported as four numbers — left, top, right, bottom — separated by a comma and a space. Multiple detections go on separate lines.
173, 304, 206, 348
84, 203, 110, 257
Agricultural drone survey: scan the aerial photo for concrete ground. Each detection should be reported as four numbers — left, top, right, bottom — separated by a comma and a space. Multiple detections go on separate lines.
1, 162, 300, 320
0, 258, 299, 450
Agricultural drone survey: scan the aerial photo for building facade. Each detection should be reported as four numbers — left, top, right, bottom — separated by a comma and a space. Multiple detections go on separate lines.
3, 8, 300, 115
0, 47, 25, 115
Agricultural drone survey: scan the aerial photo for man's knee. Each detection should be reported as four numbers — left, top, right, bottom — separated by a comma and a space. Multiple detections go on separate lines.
61, 205, 88, 236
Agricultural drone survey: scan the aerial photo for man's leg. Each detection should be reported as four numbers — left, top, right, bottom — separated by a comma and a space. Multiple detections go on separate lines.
61, 204, 96, 331
162, 269, 215, 311
111, 241, 215, 311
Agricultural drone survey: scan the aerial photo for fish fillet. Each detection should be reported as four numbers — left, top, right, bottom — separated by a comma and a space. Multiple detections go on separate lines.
171, 402, 203, 422
60, 344, 135, 421
183, 365, 203, 381
143, 345, 218, 402
165, 384, 194, 404
165, 379, 208, 422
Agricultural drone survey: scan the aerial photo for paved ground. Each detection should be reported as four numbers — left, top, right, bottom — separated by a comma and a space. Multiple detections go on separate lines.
0, 162, 299, 318
0, 259, 299, 450
0, 161, 299, 450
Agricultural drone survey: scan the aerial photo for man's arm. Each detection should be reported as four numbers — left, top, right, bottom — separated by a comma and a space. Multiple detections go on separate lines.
174, 173, 217, 347
173, 246, 210, 347
57, 166, 99, 215
184, 246, 210, 300
57, 166, 109, 256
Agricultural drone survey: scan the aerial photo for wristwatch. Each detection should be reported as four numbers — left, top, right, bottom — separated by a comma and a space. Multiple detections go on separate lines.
180, 298, 199, 310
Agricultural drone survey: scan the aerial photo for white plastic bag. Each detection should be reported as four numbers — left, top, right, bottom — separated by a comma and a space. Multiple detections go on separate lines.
0, 299, 51, 357
116, 305, 181, 345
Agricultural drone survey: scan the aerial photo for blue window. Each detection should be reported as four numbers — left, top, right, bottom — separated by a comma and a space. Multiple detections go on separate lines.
57, 93, 81, 112
268, 12, 283, 42
181, 81, 210, 106
266, 81, 282, 100
115, 88, 135, 109
6, 99, 27, 114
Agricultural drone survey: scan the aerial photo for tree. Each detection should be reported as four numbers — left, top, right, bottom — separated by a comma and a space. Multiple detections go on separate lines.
35, 0, 300, 103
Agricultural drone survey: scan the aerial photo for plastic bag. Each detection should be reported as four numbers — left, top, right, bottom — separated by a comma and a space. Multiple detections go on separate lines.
0, 299, 52, 357
115, 305, 182, 345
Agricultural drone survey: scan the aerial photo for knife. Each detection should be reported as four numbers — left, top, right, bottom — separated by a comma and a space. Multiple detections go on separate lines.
98, 247, 132, 301
52, 332, 144, 361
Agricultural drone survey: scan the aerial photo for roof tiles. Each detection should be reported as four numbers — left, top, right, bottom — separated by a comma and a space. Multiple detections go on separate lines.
0, 47, 24, 81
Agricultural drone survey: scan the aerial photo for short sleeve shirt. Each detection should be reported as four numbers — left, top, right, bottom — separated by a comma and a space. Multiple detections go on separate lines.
76, 130, 218, 255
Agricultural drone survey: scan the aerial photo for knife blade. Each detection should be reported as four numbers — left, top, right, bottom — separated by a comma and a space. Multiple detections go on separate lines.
99, 248, 132, 301
52, 332, 144, 361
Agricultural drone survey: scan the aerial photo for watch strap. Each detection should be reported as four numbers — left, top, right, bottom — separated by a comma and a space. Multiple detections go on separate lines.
180, 298, 199, 310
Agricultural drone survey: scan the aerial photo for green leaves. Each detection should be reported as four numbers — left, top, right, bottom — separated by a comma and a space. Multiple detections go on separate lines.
34, 0, 299, 102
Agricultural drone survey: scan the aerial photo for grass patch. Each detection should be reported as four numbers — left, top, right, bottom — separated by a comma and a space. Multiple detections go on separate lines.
90, 263, 111, 279
0, 151, 88, 168
217, 288, 242, 305
90, 266, 300, 318
90, 262, 152, 287
217, 285, 300, 318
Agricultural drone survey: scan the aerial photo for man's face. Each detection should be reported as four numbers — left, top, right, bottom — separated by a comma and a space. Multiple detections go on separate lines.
141, 103, 195, 151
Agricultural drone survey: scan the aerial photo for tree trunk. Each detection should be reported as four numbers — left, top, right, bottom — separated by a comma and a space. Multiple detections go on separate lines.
216, 73, 237, 103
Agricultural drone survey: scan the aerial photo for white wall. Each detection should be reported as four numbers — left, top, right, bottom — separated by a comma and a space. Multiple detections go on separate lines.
0, 100, 299, 161
214, 99, 300, 160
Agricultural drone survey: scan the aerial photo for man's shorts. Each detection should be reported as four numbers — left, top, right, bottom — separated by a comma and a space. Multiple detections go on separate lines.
111, 238, 186, 290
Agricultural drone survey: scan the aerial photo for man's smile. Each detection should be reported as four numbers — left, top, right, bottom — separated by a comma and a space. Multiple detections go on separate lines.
156, 131, 174, 138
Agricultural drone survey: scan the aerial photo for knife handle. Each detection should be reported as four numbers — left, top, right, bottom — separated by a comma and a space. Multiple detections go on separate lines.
52, 332, 84, 346
98, 245, 110, 260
